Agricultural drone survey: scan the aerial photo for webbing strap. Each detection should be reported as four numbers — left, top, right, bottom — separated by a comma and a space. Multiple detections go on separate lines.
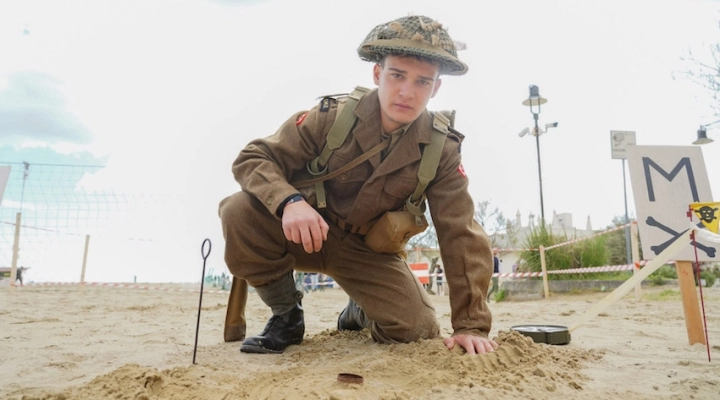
406, 112, 449, 218
293, 139, 390, 188
308, 86, 369, 174
307, 87, 368, 209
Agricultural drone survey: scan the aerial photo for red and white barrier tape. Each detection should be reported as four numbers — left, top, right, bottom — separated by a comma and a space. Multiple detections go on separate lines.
494, 271, 544, 278
546, 264, 636, 274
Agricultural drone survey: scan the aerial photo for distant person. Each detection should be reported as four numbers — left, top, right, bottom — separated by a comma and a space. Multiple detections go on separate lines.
427, 257, 439, 294
435, 265, 444, 296
317, 274, 326, 291
295, 272, 309, 293
487, 249, 500, 302
16, 267, 24, 286
309, 273, 319, 292
219, 14, 496, 355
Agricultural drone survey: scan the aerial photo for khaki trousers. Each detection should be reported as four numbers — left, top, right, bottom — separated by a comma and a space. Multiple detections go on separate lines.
219, 191, 440, 344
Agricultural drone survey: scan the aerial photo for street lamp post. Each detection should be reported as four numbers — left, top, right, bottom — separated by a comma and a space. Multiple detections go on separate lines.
520, 85, 552, 224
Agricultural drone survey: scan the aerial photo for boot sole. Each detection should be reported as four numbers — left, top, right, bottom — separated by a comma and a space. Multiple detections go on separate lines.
239, 338, 303, 354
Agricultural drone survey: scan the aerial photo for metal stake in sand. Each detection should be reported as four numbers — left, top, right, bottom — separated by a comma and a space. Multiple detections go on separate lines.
193, 238, 211, 365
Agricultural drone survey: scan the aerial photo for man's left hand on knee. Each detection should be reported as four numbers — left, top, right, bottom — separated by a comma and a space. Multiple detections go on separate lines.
443, 334, 498, 355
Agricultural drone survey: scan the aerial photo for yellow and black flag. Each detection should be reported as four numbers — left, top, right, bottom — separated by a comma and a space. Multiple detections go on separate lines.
691, 202, 720, 234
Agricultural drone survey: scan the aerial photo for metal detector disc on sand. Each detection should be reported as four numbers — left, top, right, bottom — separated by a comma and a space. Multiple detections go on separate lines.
511, 325, 571, 345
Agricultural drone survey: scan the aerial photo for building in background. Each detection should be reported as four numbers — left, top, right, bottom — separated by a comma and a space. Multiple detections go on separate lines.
491, 210, 596, 276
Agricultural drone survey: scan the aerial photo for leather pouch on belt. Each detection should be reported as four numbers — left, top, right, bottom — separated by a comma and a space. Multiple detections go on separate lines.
363, 210, 428, 254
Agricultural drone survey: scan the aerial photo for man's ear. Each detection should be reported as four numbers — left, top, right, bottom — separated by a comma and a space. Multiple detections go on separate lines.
431, 78, 442, 98
373, 63, 382, 85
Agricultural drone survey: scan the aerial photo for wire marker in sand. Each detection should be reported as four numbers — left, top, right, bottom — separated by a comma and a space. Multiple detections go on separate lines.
193, 238, 211, 365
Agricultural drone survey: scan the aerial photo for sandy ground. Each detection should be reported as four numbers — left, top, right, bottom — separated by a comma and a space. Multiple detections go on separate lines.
1, 281, 720, 400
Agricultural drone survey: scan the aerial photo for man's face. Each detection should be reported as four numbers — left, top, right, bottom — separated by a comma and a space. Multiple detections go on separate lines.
373, 55, 442, 133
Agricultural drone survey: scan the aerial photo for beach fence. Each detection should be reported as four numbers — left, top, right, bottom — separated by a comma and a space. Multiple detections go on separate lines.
405, 223, 647, 299
0, 162, 203, 286
495, 222, 646, 299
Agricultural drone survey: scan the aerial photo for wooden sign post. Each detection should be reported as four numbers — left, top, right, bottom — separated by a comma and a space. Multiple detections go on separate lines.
675, 260, 706, 345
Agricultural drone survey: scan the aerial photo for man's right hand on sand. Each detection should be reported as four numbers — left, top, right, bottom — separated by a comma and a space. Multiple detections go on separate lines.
282, 201, 328, 253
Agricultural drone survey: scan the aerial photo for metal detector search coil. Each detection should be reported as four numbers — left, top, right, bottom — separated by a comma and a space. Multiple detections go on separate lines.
511, 325, 571, 345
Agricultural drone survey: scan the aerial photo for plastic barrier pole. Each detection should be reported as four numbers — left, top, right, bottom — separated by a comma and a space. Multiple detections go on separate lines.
80, 234, 90, 286
9, 212, 22, 291
539, 245, 549, 298
631, 222, 641, 301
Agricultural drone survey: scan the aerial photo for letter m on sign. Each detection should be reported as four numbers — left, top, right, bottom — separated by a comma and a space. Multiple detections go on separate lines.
643, 157, 699, 202
627, 145, 715, 261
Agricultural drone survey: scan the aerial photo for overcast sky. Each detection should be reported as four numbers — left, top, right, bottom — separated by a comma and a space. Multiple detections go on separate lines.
2, 0, 720, 281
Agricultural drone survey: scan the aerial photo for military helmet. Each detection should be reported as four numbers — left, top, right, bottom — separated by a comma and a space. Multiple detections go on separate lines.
357, 15, 468, 76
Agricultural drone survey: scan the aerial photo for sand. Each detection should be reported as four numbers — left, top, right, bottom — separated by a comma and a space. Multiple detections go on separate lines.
1, 282, 719, 399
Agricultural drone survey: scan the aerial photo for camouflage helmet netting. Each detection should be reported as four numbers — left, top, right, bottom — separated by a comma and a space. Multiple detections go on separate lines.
358, 15, 468, 76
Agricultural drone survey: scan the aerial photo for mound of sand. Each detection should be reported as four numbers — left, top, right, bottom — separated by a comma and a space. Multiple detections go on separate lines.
2, 284, 719, 399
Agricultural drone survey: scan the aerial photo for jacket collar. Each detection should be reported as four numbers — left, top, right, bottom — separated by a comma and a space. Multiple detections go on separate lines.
352, 88, 433, 174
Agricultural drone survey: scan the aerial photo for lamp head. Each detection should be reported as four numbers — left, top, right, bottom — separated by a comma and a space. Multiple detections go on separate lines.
522, 84, 548, 107
693, 126, 714, 145
518, 127, 530, 137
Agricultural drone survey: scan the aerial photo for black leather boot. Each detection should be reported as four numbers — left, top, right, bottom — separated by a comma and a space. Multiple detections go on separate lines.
240, 272, 305, 354
240, 303, 304, 354
337, 298, 368, 331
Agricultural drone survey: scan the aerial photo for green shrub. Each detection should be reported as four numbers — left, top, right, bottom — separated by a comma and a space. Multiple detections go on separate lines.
517, 224, 609, 280
647, 264, 677, 285
648, 274, 666, 286
494, 289, 506, 302
711, 265, 720, 279
701, 270, 716, 288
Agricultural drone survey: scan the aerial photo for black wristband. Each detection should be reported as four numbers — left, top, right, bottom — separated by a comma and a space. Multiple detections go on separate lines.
278, 193, 306, 217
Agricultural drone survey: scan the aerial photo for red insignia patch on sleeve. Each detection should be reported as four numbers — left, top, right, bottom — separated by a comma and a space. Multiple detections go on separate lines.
295, 112, 307, 126
457, 164, 467, 178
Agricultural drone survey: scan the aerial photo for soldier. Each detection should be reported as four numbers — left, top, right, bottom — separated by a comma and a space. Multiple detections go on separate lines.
219, 15, 496, 355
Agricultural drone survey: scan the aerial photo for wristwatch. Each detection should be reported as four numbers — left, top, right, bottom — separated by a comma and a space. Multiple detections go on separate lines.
278, 194, 306, 217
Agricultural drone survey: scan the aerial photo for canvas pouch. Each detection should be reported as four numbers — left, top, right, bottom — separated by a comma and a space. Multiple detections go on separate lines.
363, 210, 428, 254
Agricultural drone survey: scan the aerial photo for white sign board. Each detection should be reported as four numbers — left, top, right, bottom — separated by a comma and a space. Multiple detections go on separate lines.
0, 166, 11, 207
610, 130, 636, 160
627, 145, 716, 261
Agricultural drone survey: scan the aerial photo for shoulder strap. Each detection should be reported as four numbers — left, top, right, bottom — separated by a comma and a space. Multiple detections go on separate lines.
405, 111, 450, 218
306, 86, 368, 208
308, 86, 369, 174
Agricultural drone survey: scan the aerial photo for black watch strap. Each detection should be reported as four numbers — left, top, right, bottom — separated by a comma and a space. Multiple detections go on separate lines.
278, 193, 306, 217
286, 194, 305, 205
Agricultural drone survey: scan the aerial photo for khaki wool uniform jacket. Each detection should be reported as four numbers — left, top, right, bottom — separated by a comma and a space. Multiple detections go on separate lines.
232, 88, 494, 338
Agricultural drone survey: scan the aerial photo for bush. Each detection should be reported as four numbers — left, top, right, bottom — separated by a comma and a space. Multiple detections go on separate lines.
648, 274, 666, 286
646, 264, 678, 286
650, 265, 677, 280
517, 224, 609, 280
701, 270, 716, 288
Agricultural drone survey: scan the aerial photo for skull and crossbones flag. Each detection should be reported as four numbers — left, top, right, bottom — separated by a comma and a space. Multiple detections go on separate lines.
691, 202, 720, 234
